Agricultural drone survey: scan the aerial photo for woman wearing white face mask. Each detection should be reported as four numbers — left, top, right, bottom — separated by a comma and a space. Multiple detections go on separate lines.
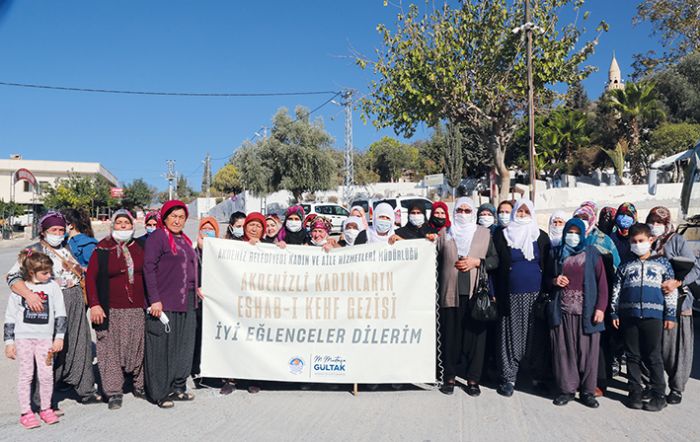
363, 202, 396, 244
339, 216, 365, 247
275, 205, 310, 246
391, 203, 431, 243
492, 199, 551, 398
436, 197, 499, 396
6, 211, 102, 410
646, 206, 697, 405
497, 201, 514, 227
548, 211, 567, 247
86, 209, 148, 410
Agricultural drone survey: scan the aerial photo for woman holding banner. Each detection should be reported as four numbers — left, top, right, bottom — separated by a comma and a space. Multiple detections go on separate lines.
276, 206, 309, 246
353, 202, 395, 245
492, 199, 550, 398
436, 197, 498, 396
143, 200, 200, 408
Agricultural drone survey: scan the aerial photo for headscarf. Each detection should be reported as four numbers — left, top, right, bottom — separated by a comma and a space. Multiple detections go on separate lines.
39, 211, 66, 231
198, 216, 220, 238
111, 209, 135, 285
243, 212, 266, 242
647, 206, 675, 255
573, 205, 597, 235
478, 203, 496, 217
277, 205, 306, 243
265, 214, 282, 237
580, 201, 598, 214
614, 202, 638, 237
548, 210, 567, 247
159, 200, 193, 255
504, 199, 540, 261
350, 205, 369, 229
367, 202, 395, 243
342, 216, 365, 246
304, 213, 318, 230
451, 197, 478, 257
598, 207, 617, 236
144, 210, 160, 225
559, 217, 587, 264
428, 201, 451, 232
310, 216, 332, 234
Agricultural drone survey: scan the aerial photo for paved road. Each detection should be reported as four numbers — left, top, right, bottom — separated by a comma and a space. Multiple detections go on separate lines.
0, 222, 699, 441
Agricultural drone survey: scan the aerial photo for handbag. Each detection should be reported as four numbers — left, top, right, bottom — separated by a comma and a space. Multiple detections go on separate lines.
471, 263, 498, 322
533, 292, 550, 320
42, 240, 88, 305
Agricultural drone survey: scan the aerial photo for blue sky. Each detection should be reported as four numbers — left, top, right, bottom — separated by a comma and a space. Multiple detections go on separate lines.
0, 1, 660, 190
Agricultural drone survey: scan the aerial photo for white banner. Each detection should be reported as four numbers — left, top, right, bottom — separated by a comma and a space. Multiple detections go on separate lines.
200, 238, 437, 384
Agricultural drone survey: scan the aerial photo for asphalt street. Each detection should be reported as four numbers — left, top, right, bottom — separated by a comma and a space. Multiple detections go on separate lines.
0, 221, 699, 441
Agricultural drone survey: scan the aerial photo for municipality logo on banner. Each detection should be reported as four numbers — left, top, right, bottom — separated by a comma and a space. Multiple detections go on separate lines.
288, 357, 305, 375
312, 355, 347, 376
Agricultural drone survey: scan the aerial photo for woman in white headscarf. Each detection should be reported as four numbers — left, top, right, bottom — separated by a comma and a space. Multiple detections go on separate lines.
354, 202, 395, 245
436, 197, 499, 396
339, 216, 366, 247
548, 210, 568, 247
492, 199, 551, 398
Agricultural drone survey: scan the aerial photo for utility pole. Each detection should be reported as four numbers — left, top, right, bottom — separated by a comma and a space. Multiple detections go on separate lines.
165, 160, 176, 201
525, 0, 536, 202
202, 153, 211, 199
342, 89, 354, 205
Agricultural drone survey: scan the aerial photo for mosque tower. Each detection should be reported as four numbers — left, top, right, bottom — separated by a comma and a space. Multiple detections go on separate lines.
607, 53, 624, 91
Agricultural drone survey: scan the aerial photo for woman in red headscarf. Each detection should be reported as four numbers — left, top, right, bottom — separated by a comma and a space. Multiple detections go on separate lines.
143, 200, 200, 408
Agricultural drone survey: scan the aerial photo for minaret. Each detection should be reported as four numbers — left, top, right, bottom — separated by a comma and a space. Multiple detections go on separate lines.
607, 53, 624, 91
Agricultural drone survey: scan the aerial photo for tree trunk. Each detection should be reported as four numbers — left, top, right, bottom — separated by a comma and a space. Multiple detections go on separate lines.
492, 143, 511, 203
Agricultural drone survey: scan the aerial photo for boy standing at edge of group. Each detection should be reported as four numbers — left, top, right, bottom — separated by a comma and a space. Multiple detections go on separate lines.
611, 223, 677, 412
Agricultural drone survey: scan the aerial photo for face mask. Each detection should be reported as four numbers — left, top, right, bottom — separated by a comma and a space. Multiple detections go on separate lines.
478, 215, 495, 228
229, 226, 244, 238
564, 233, 580, 248
311, 237, 328, 246
649, 224, 665, 237
514, 216, 532, 225
286, 220, 302, 233
631, 241, 651, 257
145, 226, 157, 234
343, 229, 359, 245
375, 219, 393, 233
44, 234, 64, 247
454, 213, 473, 226
498, 213, 511, 226
616, 214, 634, 230
201, 230, 216, 238
112, 229, 134, 242
549, 225, 564, 239
431, 217, 446, 228
409, 213, 425, 227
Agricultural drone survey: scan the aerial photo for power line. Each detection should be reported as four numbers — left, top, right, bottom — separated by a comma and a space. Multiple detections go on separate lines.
0, 80, 339, 98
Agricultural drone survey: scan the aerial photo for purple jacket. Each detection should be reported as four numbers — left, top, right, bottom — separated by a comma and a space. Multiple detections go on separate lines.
143, 228, 198, 312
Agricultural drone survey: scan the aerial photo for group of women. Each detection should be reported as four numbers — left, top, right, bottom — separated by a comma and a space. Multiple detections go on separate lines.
5, 197, 696, 412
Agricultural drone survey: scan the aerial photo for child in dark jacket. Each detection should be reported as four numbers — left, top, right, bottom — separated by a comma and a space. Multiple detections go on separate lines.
611, 223, 677, 412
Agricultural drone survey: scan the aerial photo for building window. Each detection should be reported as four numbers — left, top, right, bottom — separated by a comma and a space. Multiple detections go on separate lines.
23, 181, 31, 192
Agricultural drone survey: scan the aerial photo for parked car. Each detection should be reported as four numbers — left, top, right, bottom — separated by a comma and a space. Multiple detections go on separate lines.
351, 196, 433, 227
300, 203, 349, 233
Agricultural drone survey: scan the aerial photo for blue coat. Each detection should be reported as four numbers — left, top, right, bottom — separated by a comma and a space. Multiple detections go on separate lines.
68, 233, 97, 268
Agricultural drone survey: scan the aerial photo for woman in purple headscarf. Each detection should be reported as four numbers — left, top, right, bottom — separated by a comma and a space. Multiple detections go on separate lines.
276, 205, 310, 246
6, 211, 102, 411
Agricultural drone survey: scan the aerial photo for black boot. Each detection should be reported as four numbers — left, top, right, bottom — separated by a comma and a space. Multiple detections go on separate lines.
643, 393, 667, 412
579, 393, 599, 408
553, 393, 574, 406
626, 390, 643, 410
666, 390, 682, 405
107, 395, 123, 410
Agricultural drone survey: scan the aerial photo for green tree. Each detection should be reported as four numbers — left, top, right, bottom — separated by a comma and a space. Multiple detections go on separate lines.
358, 0, 604, 200
608, 82, 666, 181
212, 164, 243, 195
633, 0, 700, 73
43, 174, 118, 214
601, 139, 627, 184
367, 136, 417, 182
651, 52, 700, 123
122, 178, 155, 212
175, 176, 195, 203
649, 122, 700, 158
444, 121, 464, 192
233, 106, 337, 201
565, 79, 590, 111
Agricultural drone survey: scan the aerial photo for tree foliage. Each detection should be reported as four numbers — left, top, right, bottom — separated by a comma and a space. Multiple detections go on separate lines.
232, 106, 336, 201
650, 52, 700, 123
444, 121, 464, 189
43, 174, 118, 213
648, 122, 700, 158
358, 0, 605, 200
633, 0, 700, 73
122, 178, 155, 212
367, 136, 418, 182
175, 176, 195, 203
212, 164, 243, 195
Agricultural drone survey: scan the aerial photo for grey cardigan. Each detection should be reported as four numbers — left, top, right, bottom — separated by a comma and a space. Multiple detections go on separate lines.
658, 233, 700, 312
437, 226, 499, 308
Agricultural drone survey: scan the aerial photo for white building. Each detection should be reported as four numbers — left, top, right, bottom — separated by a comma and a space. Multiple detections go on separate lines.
0, 155, 118, 205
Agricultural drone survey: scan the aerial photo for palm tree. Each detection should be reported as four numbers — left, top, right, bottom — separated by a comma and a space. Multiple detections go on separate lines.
608, 82, 665, 149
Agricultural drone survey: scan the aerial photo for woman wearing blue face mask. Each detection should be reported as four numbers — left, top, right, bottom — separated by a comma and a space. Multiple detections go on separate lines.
141, 211, 160, 239
224, 211, 246, 241
492, 199, 551, 397
611, 202, 637, 265
545, 218, 608, 408
497, 201, 514, 228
